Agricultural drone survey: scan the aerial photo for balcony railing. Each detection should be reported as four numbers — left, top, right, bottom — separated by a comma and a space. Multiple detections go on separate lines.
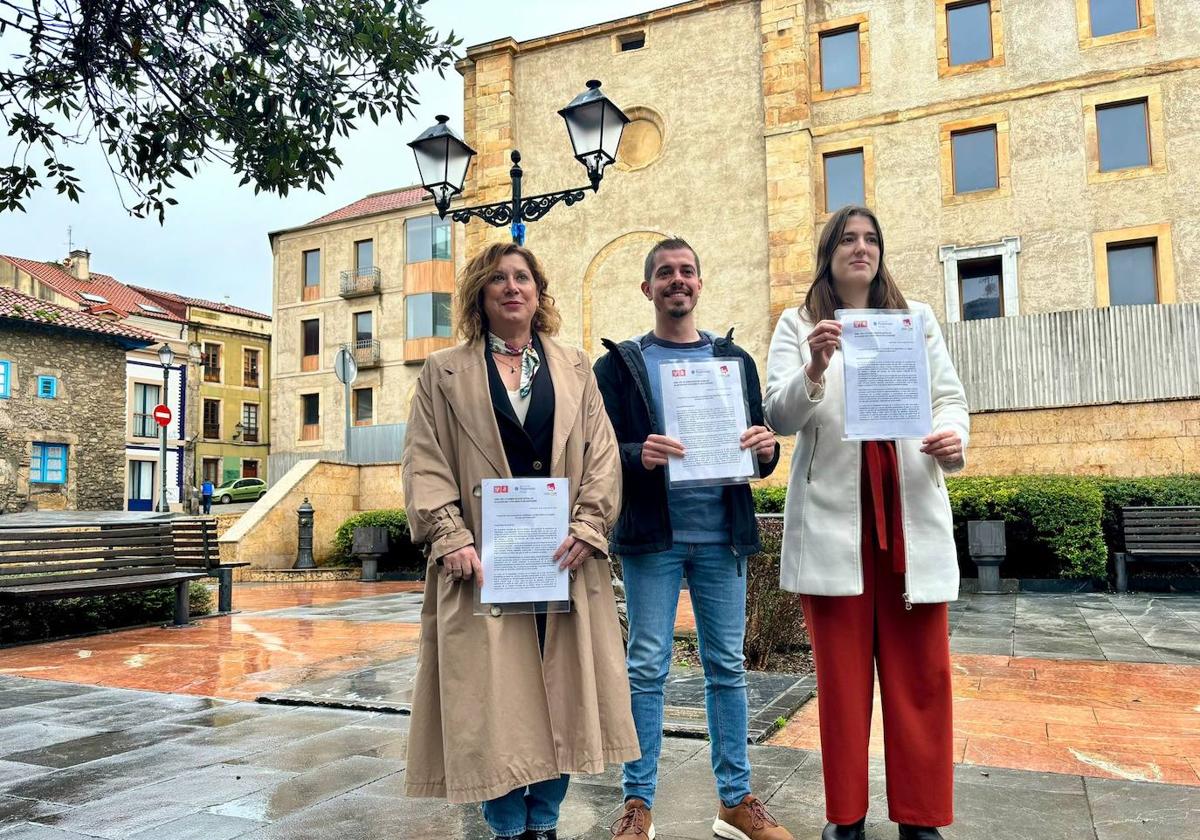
340, 266, 382, 297
243, 369, 259, 388
352, 338, 381, 368
242, 426, 260, 443
133, 414, 156, 438
203, 422, 220, 439
203, 366, 221, 383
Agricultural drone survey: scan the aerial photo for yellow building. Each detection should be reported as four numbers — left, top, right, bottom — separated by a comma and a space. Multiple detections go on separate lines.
450, 0, 1200, 477
134, 288, 272, 489
267, 188, 461, 477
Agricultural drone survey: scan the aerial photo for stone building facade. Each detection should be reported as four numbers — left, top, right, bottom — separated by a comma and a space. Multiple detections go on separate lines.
450, 0, 1200, 478
267, 188, 462, 477
0, 289, 154, 511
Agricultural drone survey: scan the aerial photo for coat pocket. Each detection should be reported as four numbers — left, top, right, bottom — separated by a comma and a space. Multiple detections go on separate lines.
806, 425, 821, 483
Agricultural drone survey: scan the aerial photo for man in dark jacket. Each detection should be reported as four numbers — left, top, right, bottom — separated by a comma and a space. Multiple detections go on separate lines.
595, 239, 791, 840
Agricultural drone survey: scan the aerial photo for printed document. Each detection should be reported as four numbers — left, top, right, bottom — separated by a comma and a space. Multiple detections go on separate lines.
658, 359, 756, 486
837, 309, 932, 440
480, 477, 569, 604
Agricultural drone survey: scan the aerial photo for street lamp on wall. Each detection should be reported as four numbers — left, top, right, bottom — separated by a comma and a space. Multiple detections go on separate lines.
156, 343, 174, 513
409, 80, 629, 245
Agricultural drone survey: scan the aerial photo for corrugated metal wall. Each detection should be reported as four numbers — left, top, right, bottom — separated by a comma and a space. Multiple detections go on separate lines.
266, 423, 406, 484
944, 304, 1200, 412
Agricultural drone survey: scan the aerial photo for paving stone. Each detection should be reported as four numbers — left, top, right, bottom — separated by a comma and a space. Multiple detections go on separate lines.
31, 787, 201, 839
0, 684, 99, 711
950, 776, 1095, 840
1087, 776, 1200, 839
0, 824, 98, 839
127, 763, 297, 807
0, 796, 67, 828
0, 724, 101, 759
0, 762, 49, 790
126, 810, 266, 840
4, 723, 198, 768
235, 791, 475, 840
209, 755, 401, 822
55, 695, 226, 730
231, 725, 407, 772
0, 762, 154, 806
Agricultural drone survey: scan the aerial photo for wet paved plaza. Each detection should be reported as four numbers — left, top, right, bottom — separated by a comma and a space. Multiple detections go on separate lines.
0, 582, 1197, 837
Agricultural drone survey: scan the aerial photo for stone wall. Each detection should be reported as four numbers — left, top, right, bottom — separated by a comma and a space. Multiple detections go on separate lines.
0, 323, 128, 511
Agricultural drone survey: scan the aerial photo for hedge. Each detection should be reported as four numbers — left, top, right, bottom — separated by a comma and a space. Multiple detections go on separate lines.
331, 509, 424, 572
0, 582, 213, 646
744, 515, 808, 669
752, 474, 1200, 581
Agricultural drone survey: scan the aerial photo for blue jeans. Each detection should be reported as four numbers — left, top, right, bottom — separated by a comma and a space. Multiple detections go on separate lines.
480, 774, 570, 837
621, 543, 750, 809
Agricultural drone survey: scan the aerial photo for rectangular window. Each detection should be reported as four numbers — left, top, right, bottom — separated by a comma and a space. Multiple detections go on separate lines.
202, 343, 221, 383
302, 249, 321, 300
617, 30, 645, 51
242, 403, 260, 443
353, 387, 374, 426
1106, 242, 1157, 305
130, 460, 154, 504
36, 375, 56, 399
355, 239, 374, 273
301, 393, 321, 440
202, 457, 221, 486
31, 443, 67, 484
1089, 0, 1140, 37
958, 257, 1004, 320
823, 150, 866, 212
203, 399, 221, 439
133, 383, 161, 437
301, 319, 320, 371
243, 348, 260, 388
951, 126, 999, 193
406, 292, 453, 339
819, 28, 861, 92
1096, 100, 1150, 172
0, 360, 9, 398
406, 216, 452, 263
354, 311, 373, 344
947, 1, 993, 66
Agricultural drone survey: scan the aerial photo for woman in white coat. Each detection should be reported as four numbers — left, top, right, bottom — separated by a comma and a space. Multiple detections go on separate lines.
764, 206, 969, 840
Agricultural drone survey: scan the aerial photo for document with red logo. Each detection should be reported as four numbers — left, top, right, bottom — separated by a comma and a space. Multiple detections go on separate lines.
658, 358, 757, 487
836, 309, 932, 440
480, 477, 570, 604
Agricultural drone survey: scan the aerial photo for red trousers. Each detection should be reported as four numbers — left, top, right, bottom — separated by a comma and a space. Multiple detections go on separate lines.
800, 442, 954, 827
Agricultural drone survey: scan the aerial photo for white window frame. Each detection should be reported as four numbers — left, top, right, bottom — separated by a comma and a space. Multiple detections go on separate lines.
939, 236, 1021, 323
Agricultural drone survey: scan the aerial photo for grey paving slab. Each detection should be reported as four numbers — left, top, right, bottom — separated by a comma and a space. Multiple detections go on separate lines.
208, 755, 402, 823
231, 725, 407, 772
113, 763, 296, 807
53, 694, 226, 730
0, 763, 49, 790
0, 797, 67, 829
126, 810, 266, 840
3, 722, 198, 768
0, 761, 155, 806
0, 725, 101, 759
1087, 776, 1200, 840
31, 787, 201, 839
0, 824, 97, 839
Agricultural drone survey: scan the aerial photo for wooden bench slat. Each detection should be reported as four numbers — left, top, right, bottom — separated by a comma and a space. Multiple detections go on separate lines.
1128, 548, 1200, 556
2, 557, 177, 577
0, 525, 171, 541
0, 546, 172, 566
7, 564, 180, 587
0, 571, 205, 600
0, 535, 174, 554
1125, 534, 1200, 543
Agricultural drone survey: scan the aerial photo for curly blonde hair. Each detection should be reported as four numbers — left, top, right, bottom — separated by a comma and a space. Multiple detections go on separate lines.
455, 242, 562, 342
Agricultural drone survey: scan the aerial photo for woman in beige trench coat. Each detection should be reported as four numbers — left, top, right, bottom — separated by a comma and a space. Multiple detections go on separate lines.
401, 241, 639, 840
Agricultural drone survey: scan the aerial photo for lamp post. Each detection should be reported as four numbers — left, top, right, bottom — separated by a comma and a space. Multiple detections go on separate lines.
409, 80, 629, 245
157, 343, 174, 513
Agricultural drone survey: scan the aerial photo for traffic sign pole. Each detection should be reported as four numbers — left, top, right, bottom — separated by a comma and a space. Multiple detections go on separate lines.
333, 347, 358, 464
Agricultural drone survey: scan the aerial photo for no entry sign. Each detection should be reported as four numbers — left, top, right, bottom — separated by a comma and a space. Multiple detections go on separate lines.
153, 404, 172, 427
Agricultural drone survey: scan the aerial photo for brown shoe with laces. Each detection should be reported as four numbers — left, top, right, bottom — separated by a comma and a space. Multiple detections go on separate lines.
610, 798, 654, 839
713, 794, 794, 840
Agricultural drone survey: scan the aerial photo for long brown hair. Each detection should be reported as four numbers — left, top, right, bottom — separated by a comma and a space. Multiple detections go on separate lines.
455, 242, 562, 342
803, 205, 907, 322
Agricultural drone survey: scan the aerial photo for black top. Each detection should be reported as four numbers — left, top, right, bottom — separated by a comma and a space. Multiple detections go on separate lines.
485, 333, 555, 478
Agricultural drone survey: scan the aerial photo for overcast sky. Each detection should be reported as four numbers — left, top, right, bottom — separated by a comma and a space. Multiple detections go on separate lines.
0, 1, 667, 314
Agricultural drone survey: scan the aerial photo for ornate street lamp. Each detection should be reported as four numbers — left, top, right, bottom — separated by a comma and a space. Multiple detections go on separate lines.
156, 343, 174, 513
409, 79, 629, 245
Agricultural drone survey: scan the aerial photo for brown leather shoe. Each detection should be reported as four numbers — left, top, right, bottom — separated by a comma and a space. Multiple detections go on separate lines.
610, 798, 654, 839
713, 794, 794, 840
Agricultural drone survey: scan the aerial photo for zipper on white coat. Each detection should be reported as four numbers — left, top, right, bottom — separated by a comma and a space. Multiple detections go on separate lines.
895, 444, 914, 610
806, 426, 821, 483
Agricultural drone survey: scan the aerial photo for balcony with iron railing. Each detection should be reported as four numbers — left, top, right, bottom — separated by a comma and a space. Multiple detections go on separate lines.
133, 414, 156, 438
340, 266, 382, 297
352, 338, 381, 368
203, 422, 220, 439
203, 365, 221, 383
243, 368, 259, 388
242, 425, 260, 443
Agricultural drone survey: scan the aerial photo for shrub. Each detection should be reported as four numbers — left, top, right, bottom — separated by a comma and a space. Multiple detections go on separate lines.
0, 581, 213, 646
744, 515, 809, 669
752, 485, 787, 514
948, 475, 1108, 579
331, 509, 423, 572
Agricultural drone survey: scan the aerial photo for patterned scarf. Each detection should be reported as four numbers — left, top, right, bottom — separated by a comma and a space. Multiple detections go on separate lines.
487, 333, 540, 398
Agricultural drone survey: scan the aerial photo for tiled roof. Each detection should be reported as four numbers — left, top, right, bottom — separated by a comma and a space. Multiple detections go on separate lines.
306, 186, 430, 226
130, 286, 270, 322
0, 254, 185, 322
0, 286, 156, 344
